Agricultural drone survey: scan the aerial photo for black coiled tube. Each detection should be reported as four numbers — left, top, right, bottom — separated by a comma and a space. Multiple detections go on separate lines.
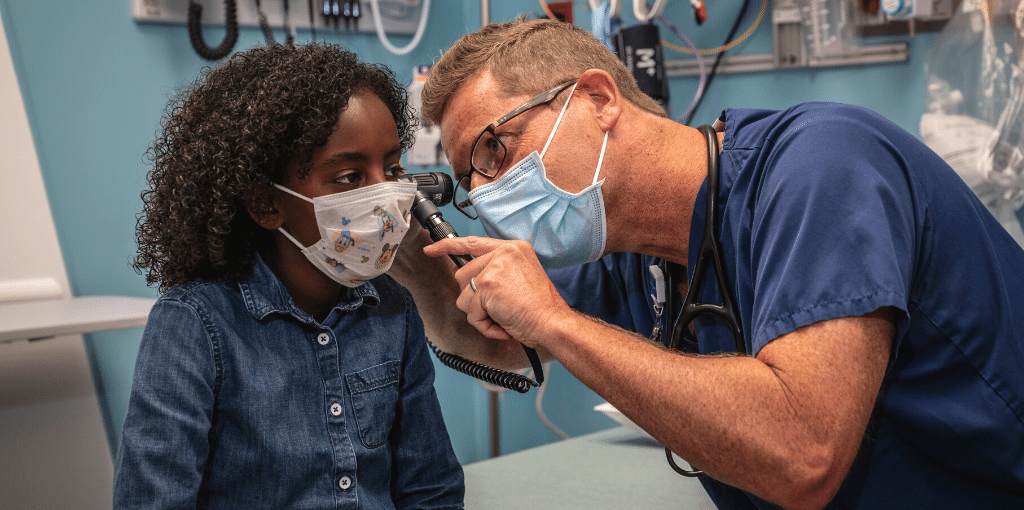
426, 339, 536, 394
187, 0, 239, 61
255, 0, 296, 47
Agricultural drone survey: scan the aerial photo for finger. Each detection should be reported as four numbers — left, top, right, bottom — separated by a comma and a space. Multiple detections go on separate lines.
422, 236, 513, 259
463, 298, 514, 342
455, 273, 514, 342
448, 252, 489, 291
481, 306, 515, 341
476, 319, 515, 342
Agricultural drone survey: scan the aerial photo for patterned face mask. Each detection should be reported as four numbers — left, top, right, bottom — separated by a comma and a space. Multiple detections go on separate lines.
274, 181, 417, 287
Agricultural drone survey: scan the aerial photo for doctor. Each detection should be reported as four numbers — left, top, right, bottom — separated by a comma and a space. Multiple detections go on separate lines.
390, 17, 1024, 510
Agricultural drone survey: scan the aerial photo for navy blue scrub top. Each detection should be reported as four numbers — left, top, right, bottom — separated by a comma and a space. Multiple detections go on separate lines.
549, 103, 1024, 508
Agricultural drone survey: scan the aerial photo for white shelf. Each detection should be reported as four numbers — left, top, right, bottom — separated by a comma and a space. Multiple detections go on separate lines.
0, 295, 156, 342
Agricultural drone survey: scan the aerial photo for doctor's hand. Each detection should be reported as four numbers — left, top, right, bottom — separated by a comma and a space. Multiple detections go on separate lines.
423, 236, 573, 349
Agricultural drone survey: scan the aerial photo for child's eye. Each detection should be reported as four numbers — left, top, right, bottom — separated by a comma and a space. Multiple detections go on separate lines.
385, 165, 406, 179
334, 172, 360, 185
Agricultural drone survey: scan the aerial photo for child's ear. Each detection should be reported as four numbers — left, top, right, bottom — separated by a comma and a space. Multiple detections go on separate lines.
247, 184, 283, 230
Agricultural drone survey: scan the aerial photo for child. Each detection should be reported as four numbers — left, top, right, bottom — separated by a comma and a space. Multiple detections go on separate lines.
115, 43, 465, 509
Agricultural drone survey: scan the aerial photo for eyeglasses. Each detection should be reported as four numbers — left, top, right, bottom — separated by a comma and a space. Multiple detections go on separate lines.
454, 79, 578, 220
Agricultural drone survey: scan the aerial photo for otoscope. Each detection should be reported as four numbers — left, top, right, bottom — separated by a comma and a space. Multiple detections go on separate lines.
398, 172, 545, 393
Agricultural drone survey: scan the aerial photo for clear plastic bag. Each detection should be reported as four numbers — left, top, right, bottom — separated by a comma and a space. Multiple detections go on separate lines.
921, 0, 1024, 244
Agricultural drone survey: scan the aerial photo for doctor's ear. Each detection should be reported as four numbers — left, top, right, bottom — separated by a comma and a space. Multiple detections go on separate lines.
576, 69, 622, 132
246, 184, 283, 231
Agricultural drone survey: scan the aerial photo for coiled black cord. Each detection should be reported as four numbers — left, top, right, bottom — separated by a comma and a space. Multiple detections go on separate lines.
255, 0, 296, 47
187, 0, 239, 61
426, 338, 537, 394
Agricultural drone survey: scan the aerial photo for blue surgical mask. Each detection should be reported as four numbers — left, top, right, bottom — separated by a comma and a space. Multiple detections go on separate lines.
467, 82, 610, 270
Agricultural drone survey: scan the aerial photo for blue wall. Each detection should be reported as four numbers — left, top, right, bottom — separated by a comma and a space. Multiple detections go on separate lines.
0, 0, 943, 466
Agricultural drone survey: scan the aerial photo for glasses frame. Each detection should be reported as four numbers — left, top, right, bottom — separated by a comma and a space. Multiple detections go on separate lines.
454, 79, 578, 220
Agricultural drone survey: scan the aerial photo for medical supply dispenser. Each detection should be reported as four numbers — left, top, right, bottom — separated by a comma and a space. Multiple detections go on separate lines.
614, 23, 670, 111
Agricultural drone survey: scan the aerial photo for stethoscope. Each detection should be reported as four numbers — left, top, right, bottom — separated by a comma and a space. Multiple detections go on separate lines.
659, 123, 746, 477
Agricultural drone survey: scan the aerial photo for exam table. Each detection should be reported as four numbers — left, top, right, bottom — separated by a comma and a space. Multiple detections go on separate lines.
464, 426, 718, 509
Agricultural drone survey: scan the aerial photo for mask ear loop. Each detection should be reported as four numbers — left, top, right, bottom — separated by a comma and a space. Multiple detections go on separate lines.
540, 82, 580, 159
271, 184, 315, 250
274, 183, 315, 204
277, 226, 309, 251
592, 131, 609, 185
536, 81, 610, 186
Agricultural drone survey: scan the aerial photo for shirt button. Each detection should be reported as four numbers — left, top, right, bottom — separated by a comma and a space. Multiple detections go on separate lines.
339, 476, 352, 490
330, 403, 342, 416
317, 333, 330, 345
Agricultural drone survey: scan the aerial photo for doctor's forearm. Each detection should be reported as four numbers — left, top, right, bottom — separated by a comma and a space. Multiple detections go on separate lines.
540, 313, 860, 510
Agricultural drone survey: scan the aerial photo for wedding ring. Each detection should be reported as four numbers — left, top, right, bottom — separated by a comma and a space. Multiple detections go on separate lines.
470, 277, 477, 292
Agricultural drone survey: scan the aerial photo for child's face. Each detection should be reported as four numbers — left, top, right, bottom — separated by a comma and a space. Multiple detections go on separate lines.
274, 91, 406, 248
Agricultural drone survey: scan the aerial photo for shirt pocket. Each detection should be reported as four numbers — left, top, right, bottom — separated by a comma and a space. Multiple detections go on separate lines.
345, 360, 401, 449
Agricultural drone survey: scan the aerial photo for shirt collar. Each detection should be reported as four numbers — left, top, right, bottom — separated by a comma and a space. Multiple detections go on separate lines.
239, 253, 381, 322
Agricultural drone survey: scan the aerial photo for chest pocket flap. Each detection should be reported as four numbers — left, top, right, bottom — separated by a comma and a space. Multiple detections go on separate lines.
345, 360, 401, 448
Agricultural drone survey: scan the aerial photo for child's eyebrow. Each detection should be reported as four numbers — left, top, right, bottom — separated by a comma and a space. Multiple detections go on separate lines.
322, 151, 367, 166
321, 144, 403, 166
384, 144, 402, 159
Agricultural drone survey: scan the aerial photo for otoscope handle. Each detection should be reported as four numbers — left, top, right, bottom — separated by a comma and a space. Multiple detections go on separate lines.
410, 192, 473, 267
407, 189, 544, 391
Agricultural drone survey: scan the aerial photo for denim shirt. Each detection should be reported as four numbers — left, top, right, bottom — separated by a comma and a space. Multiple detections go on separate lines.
113, 255, 465, 509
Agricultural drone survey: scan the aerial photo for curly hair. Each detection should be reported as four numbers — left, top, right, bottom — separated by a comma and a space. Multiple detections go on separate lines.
134, 42, 416, 292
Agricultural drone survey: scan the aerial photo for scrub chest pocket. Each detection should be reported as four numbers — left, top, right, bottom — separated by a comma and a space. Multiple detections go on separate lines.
345, 360, 401, 448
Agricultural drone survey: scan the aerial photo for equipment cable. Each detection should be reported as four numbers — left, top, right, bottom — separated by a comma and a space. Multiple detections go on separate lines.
426, 339, 539, 393
535, 362, 570, 439
538, 0, 558, 20
187, 0, 240, 61
655, 13, 706, 124
308, 0, 317, 40
634, 0, 669, 22
682, 0, 752, 126
255, 0, 295, 46
661, 0, 766, 56
368, 0, 431, 56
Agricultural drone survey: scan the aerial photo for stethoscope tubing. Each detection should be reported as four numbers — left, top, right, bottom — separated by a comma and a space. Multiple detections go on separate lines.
665, 124, 746, 355
662, 124, 747, 477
